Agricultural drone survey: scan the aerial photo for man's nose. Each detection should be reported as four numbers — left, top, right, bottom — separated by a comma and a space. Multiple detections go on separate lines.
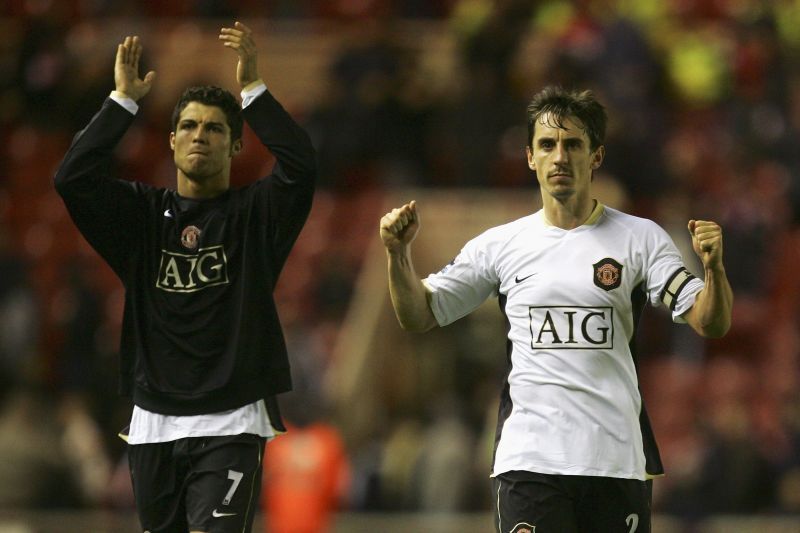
192, 127, 208, 142
553, 143, 568, 163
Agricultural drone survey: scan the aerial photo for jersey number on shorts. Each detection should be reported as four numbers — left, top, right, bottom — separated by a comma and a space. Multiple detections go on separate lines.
223, 469, 244, 506
626, 513, 639, 533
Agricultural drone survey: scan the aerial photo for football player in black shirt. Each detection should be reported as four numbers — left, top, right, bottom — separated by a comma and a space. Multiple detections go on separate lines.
55, 22, 316, 533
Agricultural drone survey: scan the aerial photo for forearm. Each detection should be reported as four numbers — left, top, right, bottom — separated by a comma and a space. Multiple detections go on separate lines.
387, 249, 437, 332
54, 97, 141, 278
54, 98, 134, 195
689, 265, 733, 338
242, 89, 317, 186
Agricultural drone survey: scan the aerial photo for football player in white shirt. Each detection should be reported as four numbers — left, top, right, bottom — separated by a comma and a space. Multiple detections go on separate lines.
379, 86, 733, 533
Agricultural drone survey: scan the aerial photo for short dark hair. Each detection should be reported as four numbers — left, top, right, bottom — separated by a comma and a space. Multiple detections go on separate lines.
171, 86, 243, 142
526, 86, 606, 151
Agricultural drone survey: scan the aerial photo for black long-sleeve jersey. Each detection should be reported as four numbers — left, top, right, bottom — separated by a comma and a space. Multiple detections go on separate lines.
54, 90, 316, 416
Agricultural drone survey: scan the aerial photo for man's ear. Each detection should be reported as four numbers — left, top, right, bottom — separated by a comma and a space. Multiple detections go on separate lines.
230, 138, 243, 156
591, 145, 605, 169
526, 146, 535, 171
169, 132, 175, 151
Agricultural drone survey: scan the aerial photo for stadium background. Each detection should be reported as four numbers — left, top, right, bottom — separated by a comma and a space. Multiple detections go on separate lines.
0, 0, 799, 531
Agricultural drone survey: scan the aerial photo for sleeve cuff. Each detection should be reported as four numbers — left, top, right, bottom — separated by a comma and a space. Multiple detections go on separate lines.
109, 91, 138, 114
241, 81, 267, 108
673, 278, 704, 323
422, 279, 446, 327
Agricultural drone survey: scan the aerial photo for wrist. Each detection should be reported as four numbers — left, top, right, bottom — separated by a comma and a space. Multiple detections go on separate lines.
704, 263, 725, 277
111, 90, 134, 101
241, 79, 265, 93
386, 245, 412, 259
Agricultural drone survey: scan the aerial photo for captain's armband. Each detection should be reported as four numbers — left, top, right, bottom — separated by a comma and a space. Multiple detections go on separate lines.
659, 267, 696, 311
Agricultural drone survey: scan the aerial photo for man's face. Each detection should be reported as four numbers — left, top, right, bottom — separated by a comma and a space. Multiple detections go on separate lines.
170, 102, 241, 183
526, 112, 604, 201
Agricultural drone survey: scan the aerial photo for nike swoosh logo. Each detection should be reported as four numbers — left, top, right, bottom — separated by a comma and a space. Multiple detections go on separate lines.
164, 209, 173, 218
212, 509, 237, 518
515, 273, 536, 283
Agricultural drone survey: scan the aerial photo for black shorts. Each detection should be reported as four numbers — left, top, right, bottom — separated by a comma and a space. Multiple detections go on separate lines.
128, 433, 266, 533
493, 471, 652, 533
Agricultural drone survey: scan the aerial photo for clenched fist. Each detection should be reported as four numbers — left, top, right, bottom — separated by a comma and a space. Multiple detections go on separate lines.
380, 201, 420, 254
688, 219, 724, 270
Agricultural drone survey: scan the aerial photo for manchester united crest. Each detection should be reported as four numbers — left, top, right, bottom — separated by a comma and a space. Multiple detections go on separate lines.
180, 225, 202, 250
593, 257, 623, 291
511, 523, 535, 533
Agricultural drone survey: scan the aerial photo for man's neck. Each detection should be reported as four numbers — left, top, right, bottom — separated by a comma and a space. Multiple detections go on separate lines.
177, 174, 229, 199
542, 196, 597, 230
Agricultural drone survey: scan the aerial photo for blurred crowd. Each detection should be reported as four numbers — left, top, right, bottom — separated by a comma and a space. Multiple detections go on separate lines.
0, 0, 799, 526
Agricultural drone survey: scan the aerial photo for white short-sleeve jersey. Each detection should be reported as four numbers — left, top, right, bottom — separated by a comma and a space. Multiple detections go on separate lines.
424, 203, 703, 480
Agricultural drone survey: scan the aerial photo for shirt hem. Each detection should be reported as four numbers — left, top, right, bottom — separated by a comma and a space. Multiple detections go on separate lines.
492, 464, 647, 481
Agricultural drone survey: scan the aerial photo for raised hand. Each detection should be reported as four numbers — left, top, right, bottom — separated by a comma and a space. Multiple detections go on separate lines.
380, 201, 421, 254
219, 21, 260, 90
114, 36, 156, 102
688, 219, 724, 270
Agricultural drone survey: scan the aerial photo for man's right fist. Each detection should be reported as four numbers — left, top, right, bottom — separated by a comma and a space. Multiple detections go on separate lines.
380, 201, 420, 253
